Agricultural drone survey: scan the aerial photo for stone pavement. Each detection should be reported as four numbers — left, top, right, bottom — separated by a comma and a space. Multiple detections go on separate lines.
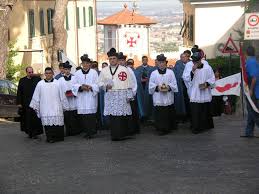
0, 116, 259, 194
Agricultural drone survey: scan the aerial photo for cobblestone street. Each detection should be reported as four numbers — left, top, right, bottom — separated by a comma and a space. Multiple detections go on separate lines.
0, 116, 259, 194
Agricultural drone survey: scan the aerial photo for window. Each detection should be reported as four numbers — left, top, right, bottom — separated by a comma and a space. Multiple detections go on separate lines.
0, 80, 10, 95
88, 7, 93, 26
76, 7, 80, 28
47, 8, 54, 34
83, 7, 86, 27
39, 9, 45, 35
65, 8, 69, 30
8, 82, 17, 96
28, 9, 35, 38
108, 31, 112, 49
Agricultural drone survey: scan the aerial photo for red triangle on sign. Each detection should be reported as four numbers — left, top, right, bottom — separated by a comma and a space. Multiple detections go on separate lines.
222, 37, 239, 54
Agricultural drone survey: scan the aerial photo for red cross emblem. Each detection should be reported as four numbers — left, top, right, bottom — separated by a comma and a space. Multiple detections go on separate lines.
118, 71, 127, 81
127, 37, 137, 47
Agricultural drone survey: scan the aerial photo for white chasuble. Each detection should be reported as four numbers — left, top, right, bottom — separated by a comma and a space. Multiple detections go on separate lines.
30, 79, 64, 126
149, 69, 178, 106
72, 69, 99, 114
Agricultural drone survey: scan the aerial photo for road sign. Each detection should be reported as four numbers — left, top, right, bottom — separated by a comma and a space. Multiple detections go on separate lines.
245, 13, 259, 40
222, 36, 239, 54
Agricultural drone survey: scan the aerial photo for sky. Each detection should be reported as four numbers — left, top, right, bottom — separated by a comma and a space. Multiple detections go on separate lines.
96, 0, 183, 15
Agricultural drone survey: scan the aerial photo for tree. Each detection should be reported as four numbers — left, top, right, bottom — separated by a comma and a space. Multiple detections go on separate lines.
52, 0, 68, 70
0, 0, 17, 79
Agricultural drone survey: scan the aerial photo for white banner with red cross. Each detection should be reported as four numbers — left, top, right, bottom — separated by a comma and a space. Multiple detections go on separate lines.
211, 73, 241, 96
118, 26, 148, 58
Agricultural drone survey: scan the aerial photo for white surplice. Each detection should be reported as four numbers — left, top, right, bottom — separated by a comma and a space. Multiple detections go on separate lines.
72, 69, 99, 114
183, 62, 215, 103
59, 75, 77, 111
29, 79, 64, 126
182, 59, 211, 97
98, 65, 134, 116
127, 67, 137, 96
149, 69, 178, 106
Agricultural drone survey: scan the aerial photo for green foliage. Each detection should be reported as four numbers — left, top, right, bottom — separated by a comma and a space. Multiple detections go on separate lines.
245, 0, 258, 13
207, 56, 241, 77
6, 42, 27, 83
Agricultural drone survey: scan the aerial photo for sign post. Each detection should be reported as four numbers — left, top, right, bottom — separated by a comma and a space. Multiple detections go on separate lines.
221, 35, 239, 75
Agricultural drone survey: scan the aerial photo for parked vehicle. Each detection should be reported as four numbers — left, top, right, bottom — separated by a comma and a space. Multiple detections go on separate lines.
0, 79, 19, 118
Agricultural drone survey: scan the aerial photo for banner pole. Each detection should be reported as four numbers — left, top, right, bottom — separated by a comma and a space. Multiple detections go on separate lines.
239, 41, 245, 118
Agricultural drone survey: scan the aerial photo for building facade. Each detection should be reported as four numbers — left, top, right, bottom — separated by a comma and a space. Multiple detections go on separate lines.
181, 0, 246, 59
98, 4, 156, 59
8, 0, 97, 73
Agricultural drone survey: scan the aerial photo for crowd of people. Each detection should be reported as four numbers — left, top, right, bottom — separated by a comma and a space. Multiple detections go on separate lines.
17, 45, 218, 143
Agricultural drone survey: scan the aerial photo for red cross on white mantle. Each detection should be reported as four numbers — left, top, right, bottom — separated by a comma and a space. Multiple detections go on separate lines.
118, 71, 127, 81
127, 37, 137, 47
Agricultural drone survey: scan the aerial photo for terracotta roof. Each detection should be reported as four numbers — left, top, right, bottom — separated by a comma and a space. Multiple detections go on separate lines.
98, 4, 157, 25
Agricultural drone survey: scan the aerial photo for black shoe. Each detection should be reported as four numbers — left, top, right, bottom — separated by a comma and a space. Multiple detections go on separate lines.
47, 139, 55, 143
192, 129, 200, 134
32, 135, 39, 139
158, 131, 169, 136
84, 134, 92, 139
240, 135, 254, 138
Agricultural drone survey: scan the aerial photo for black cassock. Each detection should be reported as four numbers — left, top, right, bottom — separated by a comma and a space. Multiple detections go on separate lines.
211, 96, 224, 117
190, 102, 214, 134
154, 104, 177, 135
17, 76, 43, 137
128, 99, 140, 135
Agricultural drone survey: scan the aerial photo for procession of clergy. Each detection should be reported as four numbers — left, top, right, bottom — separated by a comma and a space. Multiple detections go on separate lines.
17, 45, 215, 143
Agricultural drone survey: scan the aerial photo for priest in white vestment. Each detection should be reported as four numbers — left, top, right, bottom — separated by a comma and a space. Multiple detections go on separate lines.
72, 54, 99, 139
98, 48, 134, 141
59, 61, 81, 136
149, 54, 178, 135
30, 67, 65, 143
184, 51, 215, 134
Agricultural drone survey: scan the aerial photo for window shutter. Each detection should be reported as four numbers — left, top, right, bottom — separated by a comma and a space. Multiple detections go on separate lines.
89, 7, 93, 26
77, 7, 80, 28
28, 9, 35, 38
39, 9, 45, 35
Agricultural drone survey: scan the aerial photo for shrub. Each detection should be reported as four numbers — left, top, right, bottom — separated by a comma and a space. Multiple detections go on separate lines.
207, 56, 241, 77
6, 42, 27, 83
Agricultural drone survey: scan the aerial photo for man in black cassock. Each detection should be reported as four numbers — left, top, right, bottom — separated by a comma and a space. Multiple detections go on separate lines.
17, 67, 43, 139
